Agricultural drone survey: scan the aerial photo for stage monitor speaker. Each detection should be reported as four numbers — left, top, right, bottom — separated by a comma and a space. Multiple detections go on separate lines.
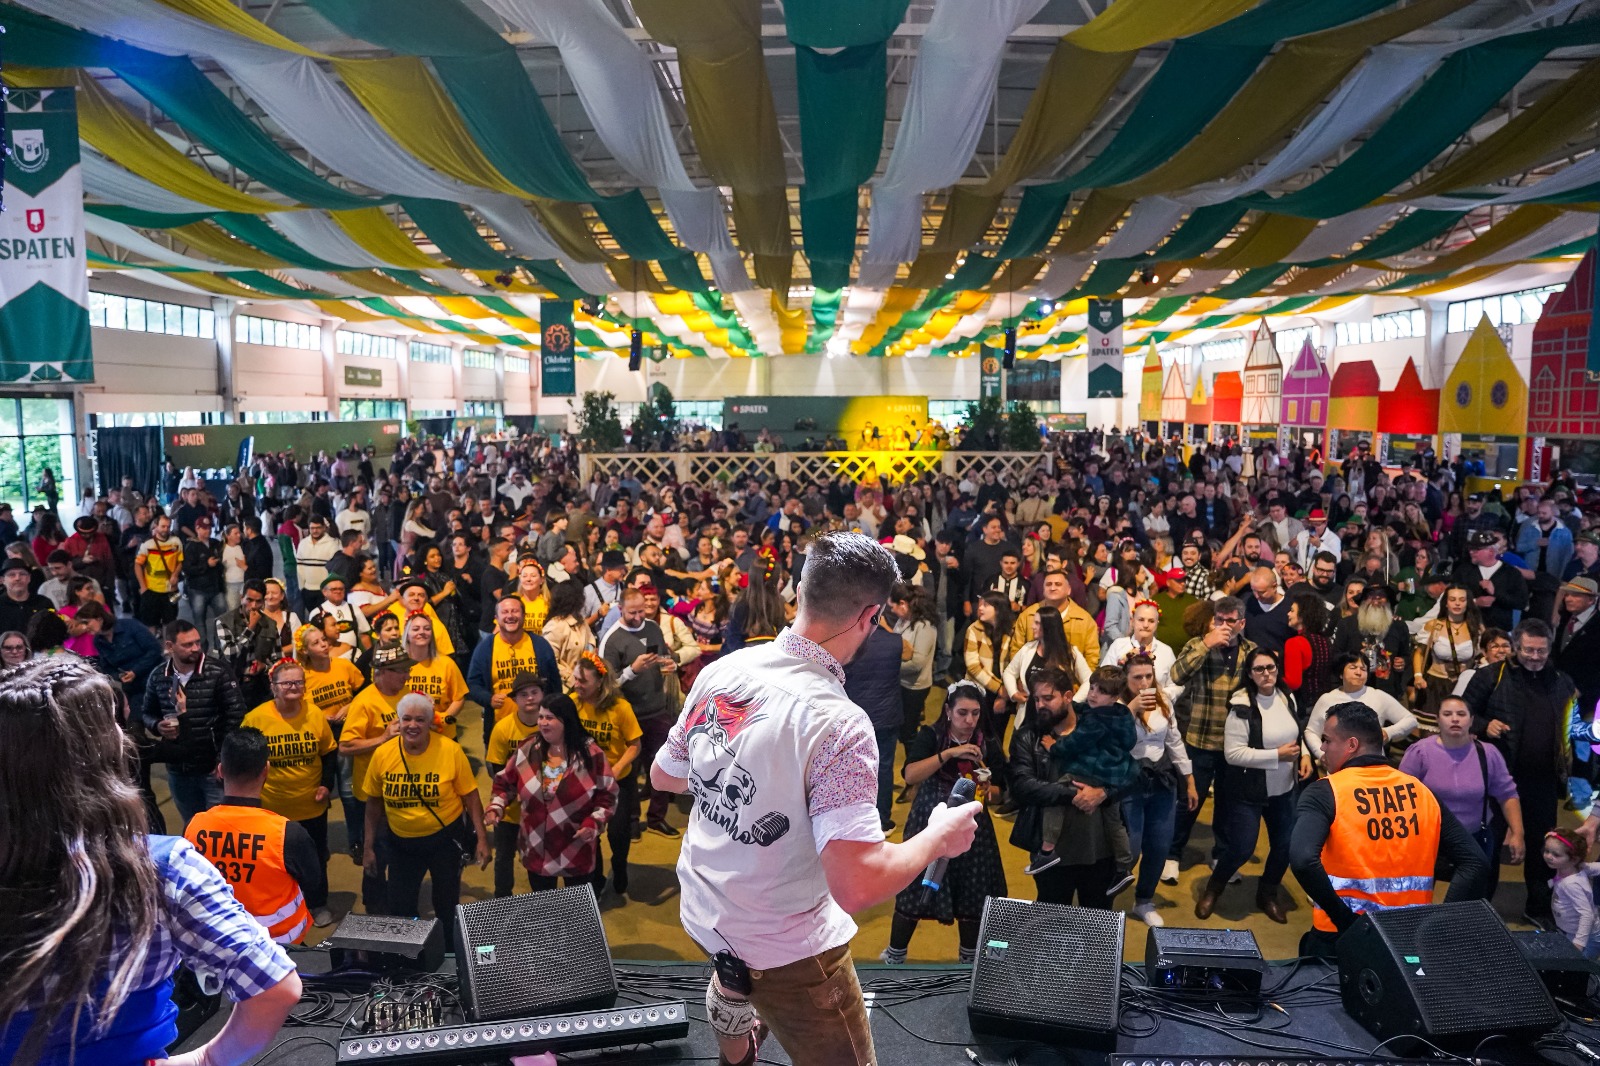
967, 897, 1123, 1050
1002, 327, 1017, 371
325, 914, 445, 974
1337, 900, 1558, 1048
1512, 929, 1598, 1002
456, 886, 617, 1021
628, 329, 643, 371
1145, 926, 1266, 994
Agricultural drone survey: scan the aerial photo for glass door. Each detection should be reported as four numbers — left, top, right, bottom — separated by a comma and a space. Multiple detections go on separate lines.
0, 396, 78, 514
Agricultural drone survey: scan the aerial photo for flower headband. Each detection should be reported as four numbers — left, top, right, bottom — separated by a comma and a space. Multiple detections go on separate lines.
268, 656, 300, 680
579, 648, 610, 676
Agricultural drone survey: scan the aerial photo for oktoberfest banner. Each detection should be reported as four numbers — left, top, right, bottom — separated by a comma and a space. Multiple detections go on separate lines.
0, 88, 91, 382
1086, 298, 1123, 398
540, 298, 576, 397
980, 352, 1002, 400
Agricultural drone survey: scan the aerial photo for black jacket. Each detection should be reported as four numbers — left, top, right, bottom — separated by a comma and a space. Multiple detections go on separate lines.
182, 537, 223, 597
1463, 660, 1576, 782
1223, 689, 1303, 806
1290, 754, 1487, 933
140, 653, 249, 775
1448, 559, 1528, 632
843, 626, 905, 732
1554, 610, 1600, 721
1008, 721, 1117, 863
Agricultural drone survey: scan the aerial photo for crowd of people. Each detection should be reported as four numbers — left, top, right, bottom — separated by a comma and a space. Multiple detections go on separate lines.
3, 421, 1600, 998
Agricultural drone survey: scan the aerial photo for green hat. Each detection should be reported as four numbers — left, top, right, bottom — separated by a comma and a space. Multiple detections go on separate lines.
320, 572, 346, 589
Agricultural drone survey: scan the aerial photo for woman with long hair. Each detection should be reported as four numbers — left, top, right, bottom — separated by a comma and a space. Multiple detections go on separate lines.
879, 680, 1007, 964
486, 692, 618, 892
1200, 648, 1309, 923
964, 592, 1015, 715
1282, 590, 1335, 709
514, 557, 551, 634
1002, 604, 1090, 731
1412, 584, 1482, 732
1120, 654, 1197, 926
240, 659, 336, 926
890, 582, 939, 751
403, 612, 467, 730
1395, 544, 1440, 621
30, 511, 65, 570
541, 579, 593, 688
570, 653, 642, 898
260, 578, 301, 658
0, 659, 301, 1064
724, 570, 784, 653
418, 544, 467, 664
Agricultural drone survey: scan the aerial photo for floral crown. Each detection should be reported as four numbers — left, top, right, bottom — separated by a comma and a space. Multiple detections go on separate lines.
579, 648, 610, 676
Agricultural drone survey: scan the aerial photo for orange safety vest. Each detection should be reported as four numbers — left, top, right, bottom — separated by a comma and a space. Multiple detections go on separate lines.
1313, 764, 1441, 933
185, 803, 312, 945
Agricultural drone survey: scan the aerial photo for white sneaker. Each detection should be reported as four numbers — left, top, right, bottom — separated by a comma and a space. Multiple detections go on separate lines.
313, 908, 337, 928
1208, 858, 1242, 885
1131, 902, 1164, 927
1160, 859, 1180, 885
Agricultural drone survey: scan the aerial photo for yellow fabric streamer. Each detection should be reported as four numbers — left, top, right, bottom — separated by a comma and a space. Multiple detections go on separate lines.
771, 293, 808, 354
333, 270, 430, 297
1390, 265, 1514, 296
6, 67, 290, 213
178, 271, 286, 299
1401, 59, 1600, 199
1270, 263, 1361, 295
149, 0, 320, 54
1067, 0, 1266, 52
432, 297, 502, 320
929, 190, 1004, 254
169, 222, 291, 269
332, 209, 446, 270
609, 260, 671, 295
904, 252, 959, 290
1194, 214, 1318, 272
531, 202, 609, 264
1054, 192, 1130, 256
1108, 0, 1474, 199
754, 251, 794, 300
1375, 205, 1562, 275
632, 0, 791, 262
980, 44, 1138, 194
312, 300, 406, 325
988, 259, 1047, 292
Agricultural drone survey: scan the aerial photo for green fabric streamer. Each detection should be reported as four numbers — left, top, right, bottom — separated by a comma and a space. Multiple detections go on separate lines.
591, 191, 682, 261
300, 0, 597, 201
658, 254, 712, 293
1154, 204, 1251, 261
213, 214, 353, 270
0, 5, 385, 210
86, 204, 215, 229
785, 0, 911, 48
1207, 264, 1292, 298
402, 200, 514, 269
230, 271, 329, 298
998, 186, 1074, 259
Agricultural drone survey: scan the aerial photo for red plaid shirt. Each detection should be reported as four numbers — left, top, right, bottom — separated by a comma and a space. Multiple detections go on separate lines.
489, 739, 618, 877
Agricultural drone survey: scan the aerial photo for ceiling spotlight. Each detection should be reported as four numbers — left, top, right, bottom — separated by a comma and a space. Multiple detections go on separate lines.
1139, 268, 1156, 285
580, 298, 602, 317
493, 271, 514, 288
1037, 300, 1054, 315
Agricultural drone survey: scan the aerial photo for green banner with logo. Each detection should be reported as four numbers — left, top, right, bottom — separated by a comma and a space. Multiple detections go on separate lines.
0, 88, 91, 382
980, 352, 1002, 399
540, 298, 576, 397
1086, 299, 1124, 398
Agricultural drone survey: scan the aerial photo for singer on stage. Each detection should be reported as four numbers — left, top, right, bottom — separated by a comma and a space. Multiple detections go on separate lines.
651, 532, 980, 1066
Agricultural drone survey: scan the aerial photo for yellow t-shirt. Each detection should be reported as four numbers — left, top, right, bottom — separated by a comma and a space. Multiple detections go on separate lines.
520, 593, 549, 634
343, 685, 404, 801
575, 695, 642, 773
408, 655, 468, 720
303, 658, 364, 722
138, 537, 184, 594
363, 733, 477, 839
386, 602, 455, 656
241, 702, 336, 823
489, 633, 540, 720
486, 712, 539, 821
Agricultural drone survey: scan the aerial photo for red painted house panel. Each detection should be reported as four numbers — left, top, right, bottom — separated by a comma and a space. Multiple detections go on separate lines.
1211, 371, 1243, 423
1378, 358, 1440, 436
1527, 249, 1596, 437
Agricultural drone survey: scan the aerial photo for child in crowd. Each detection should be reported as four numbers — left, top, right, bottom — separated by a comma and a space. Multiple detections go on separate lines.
1545, 830, 1600, 958
1026, 665, 1137, 897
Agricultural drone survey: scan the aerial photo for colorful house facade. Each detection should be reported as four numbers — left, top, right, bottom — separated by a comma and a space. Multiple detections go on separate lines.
1377, 358, 1440, 467
1441, 316, 1529, 478
1280, 339, 1330, 432
1161, 358, 1189, 430
1188, 369, 1211, 441
1326, 359, 1381, 456
1527, 248, 1596, 438
1211, 371, 1243, 441
1138, 342, 1163, 427
1240, 321, 1283, 429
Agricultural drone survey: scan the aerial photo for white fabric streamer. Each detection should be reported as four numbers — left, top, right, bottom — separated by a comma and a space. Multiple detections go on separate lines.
81, 151, 218, 215
1097, 198, 1187, 259
1023, 257, 1093, 298
269, 212, 388, 269
1282, 205, 1401, 263
85, 214, 230, 270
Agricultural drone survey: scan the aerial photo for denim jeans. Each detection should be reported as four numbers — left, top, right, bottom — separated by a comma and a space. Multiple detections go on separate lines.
874, 726, 899, 827
1212, 790, 1296, 890
1168, 746, 1230, 865
166, 767, 224, 829
185, 589, 227, 653
1122, 772, 1179, 901
934, 615, 955, 681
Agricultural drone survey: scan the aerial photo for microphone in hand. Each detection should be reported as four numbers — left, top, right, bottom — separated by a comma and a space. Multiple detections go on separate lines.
919, 777, 979, 905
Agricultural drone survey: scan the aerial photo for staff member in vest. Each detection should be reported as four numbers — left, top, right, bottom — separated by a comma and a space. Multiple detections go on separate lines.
339, 643, 418, 910
363, 692, 490, 931
467, 594, 559, 746
1290, 703, 1488, 958
240, 659, 337, 927
0, 659, 300, 1066
650, 532, 979, 1066
484, 671, 545, 897
185, 728, 320, 945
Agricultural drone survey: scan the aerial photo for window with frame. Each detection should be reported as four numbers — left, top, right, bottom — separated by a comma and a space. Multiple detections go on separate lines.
1199, 337, 1246, 362
1274, 326, 1321, 357
339, 399, 406, 421
410, 341, 453, 364
238, 411, 328, 424
504, 354, 531, 375
462, 400, 503, 418
463, 348, 497, 370
90, 292, 215, 339
1446, 285, 1561, 333
1335, 309, 1425, 346
336, 331, 400, 359
94, 411, 227, 428
236, 315, 321, 350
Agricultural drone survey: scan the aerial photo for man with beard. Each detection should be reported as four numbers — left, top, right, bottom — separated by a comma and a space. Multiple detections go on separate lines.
1305, 551, 1343, 617
1333, 585, 1412, 701
1450, 529, 1530, 632
1517, 499, 1575, 624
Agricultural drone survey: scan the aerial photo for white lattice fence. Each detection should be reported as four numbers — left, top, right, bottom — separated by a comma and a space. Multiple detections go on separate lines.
582, 453, 681, 485
951, 452, 1042, 484
686, 453, 778, 486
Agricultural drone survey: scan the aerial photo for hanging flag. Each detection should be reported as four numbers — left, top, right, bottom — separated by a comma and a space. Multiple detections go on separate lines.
1588, 226, 1600, 378
0, 88, 91, 383
1086, 298, 1124, 398
980, 352, 1002, 399
540, 298, 576, 397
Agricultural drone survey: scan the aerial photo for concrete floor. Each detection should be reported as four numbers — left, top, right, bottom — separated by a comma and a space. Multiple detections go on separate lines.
155, 698, 1551, 964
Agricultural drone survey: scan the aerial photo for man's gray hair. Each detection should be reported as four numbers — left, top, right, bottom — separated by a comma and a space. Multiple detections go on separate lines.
797, 532, 898, 624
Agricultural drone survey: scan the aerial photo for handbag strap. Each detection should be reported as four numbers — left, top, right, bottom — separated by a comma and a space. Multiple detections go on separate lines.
1473, 739, 1492, 831
398, 743, 452, 835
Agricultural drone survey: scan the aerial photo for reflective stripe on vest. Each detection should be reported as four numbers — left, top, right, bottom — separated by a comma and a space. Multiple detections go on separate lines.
183, 804, 313, 945
1313, 764, 1441, 932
